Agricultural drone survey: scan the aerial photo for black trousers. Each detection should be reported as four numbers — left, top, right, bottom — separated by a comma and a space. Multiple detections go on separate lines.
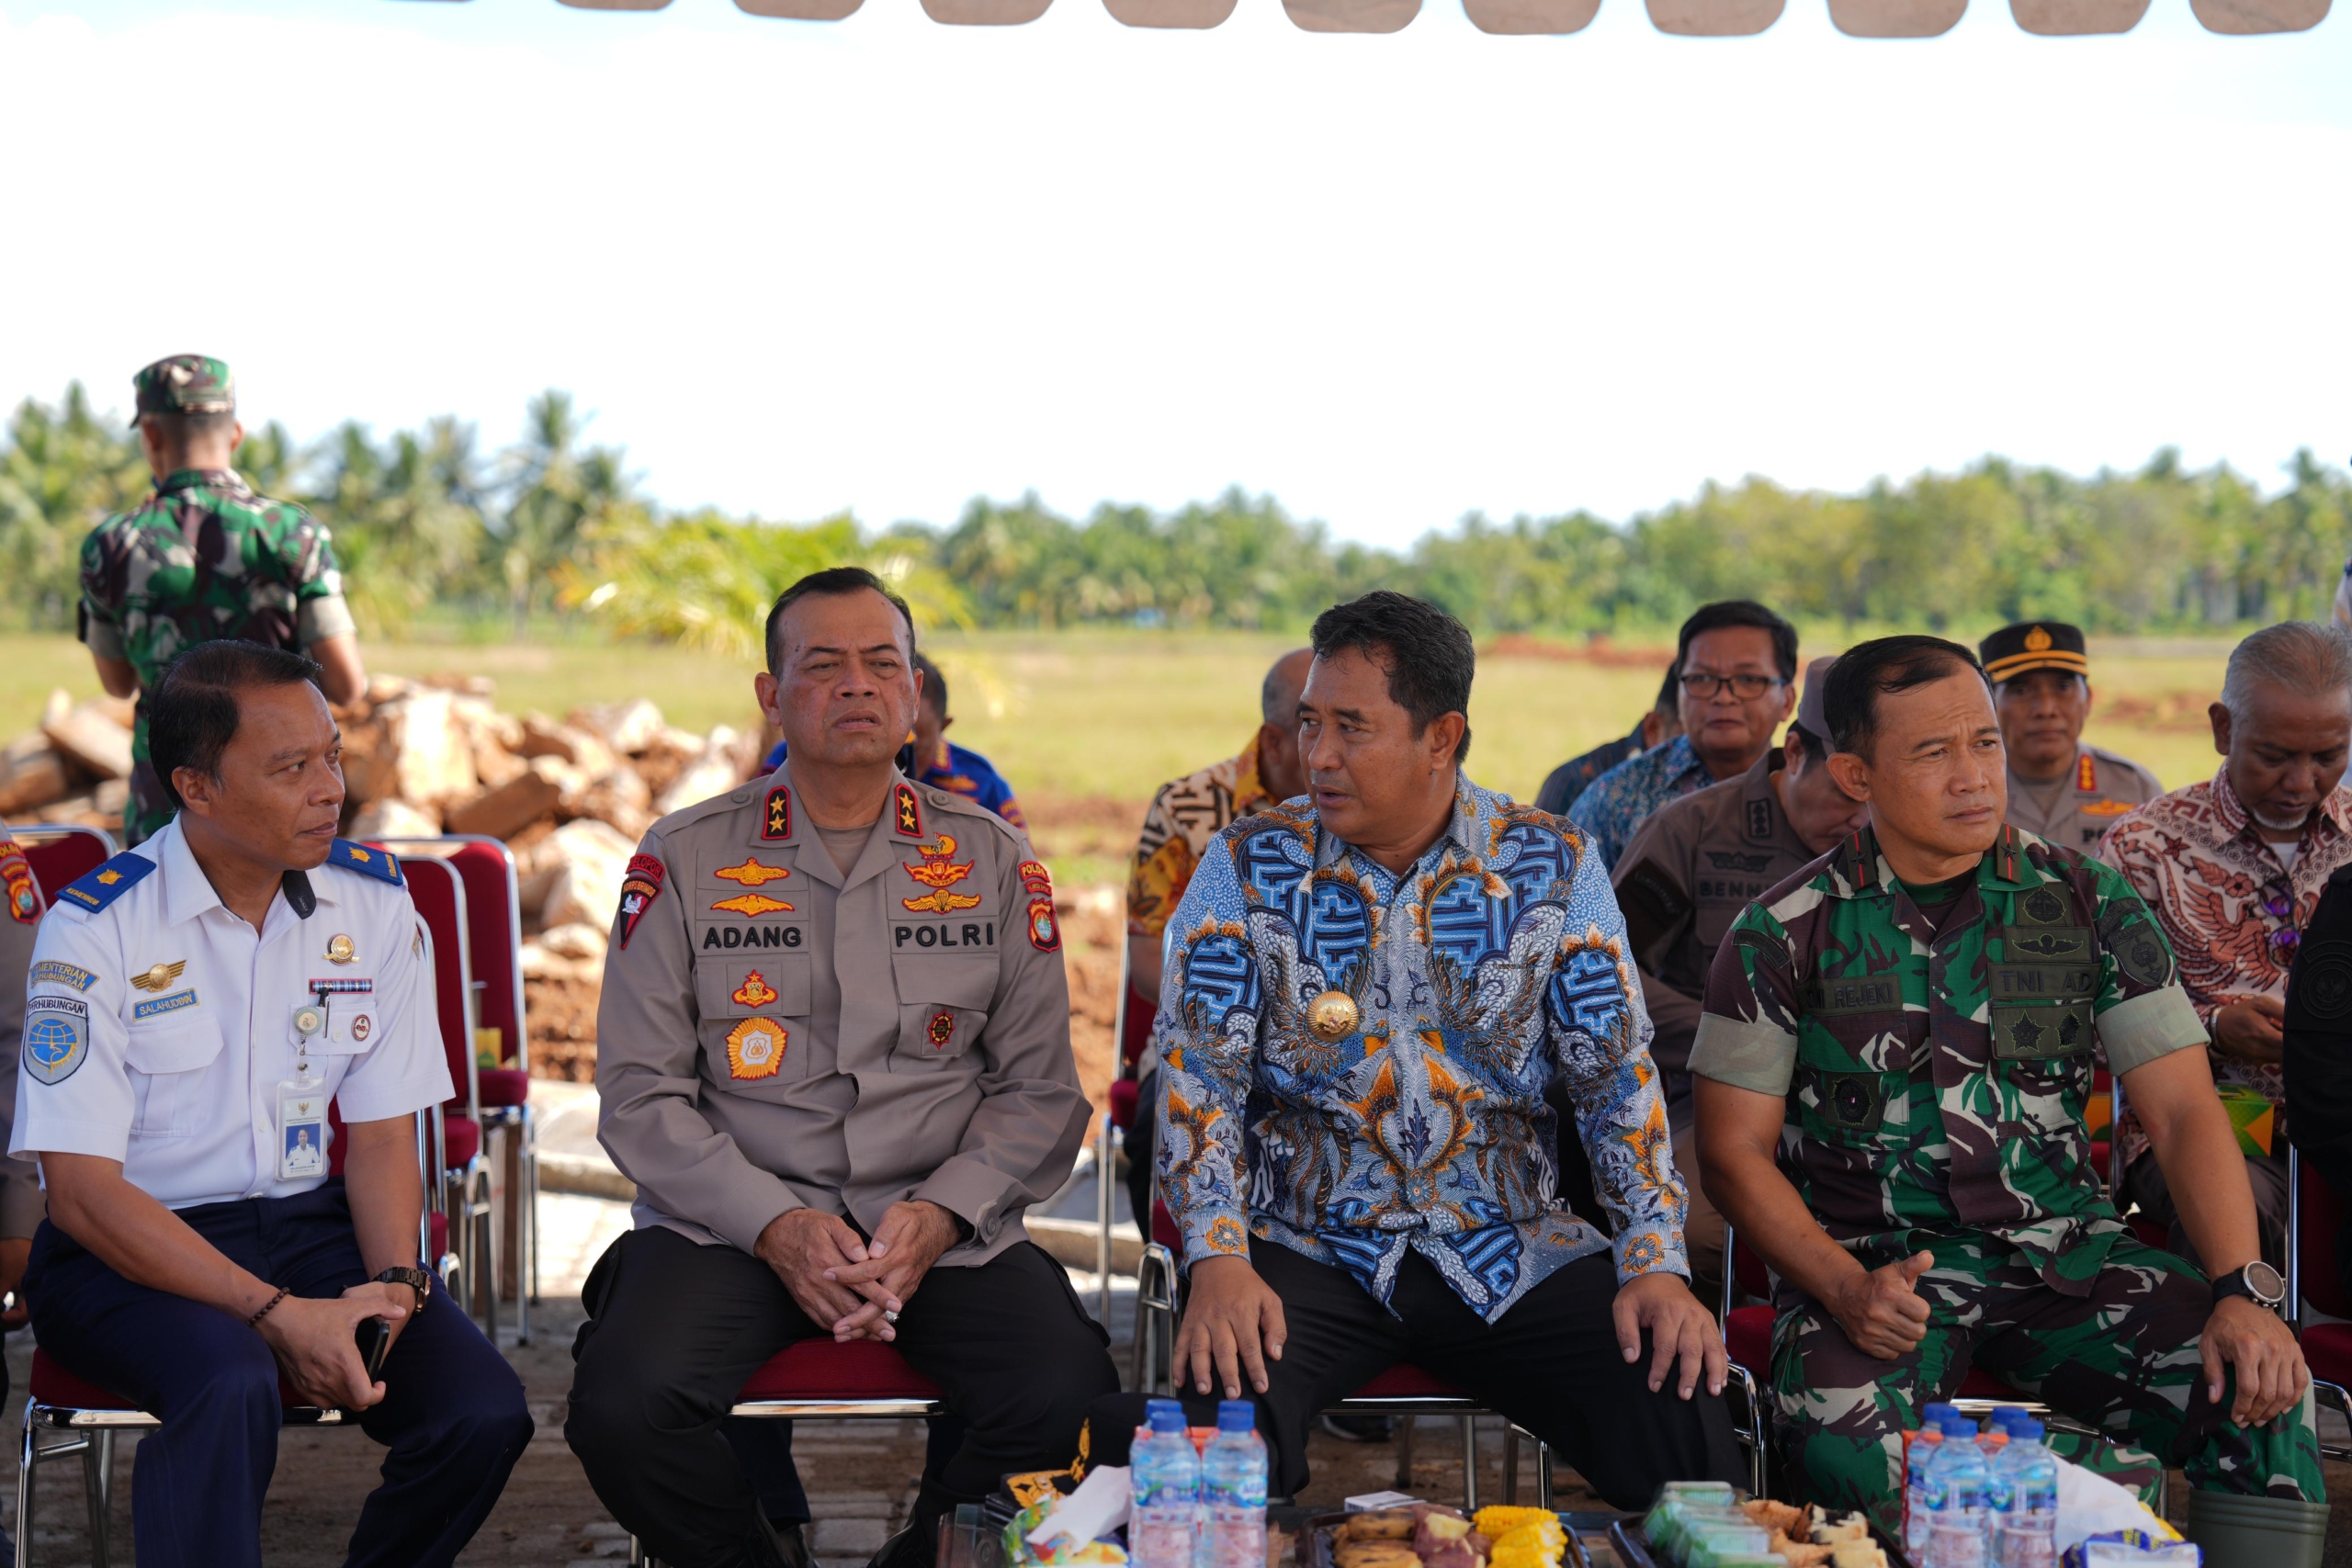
1239, 1237, 1743, 1507
567, 1227, 1120, 1568
25, 1182, 533, 1568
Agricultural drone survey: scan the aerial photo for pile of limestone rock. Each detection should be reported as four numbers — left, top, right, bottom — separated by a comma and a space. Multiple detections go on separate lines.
0, 676, 766, 1078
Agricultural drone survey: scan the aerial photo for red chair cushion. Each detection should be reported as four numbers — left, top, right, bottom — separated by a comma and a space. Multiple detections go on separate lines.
32, 1348, 308, 1411
2300, 1323, 2352, 1387
2300, 1163, 2352, 1322
1151, 1199, 1179, 1249
1122, 992, 1159, 1071
430, 1210, 449, 1261
443, 1114, 481, 1168
22, 836, 108, 903
1958, 1368, 2021, 1400
1109, 1077, 1140, 1132
737, 1339, 944, 1401
1350, 1363, 1465, 1400
1727, 1304, 1772, 1376
476, 1068, 531, 1109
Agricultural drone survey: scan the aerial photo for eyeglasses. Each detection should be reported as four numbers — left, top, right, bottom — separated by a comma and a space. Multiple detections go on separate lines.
1679, 672, 1785, 701
2258, 876, 2302, 963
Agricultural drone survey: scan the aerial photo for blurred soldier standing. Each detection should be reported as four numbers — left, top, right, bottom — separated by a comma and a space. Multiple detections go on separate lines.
1978, 621, 2163, 851
80, 355, 367, 846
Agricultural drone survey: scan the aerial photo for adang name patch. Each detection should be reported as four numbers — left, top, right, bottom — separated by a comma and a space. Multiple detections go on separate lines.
893, 922, 994, 950
704, 924, 803, 951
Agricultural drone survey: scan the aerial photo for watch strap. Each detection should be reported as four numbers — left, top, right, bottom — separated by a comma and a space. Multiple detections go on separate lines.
376, 1265, 434, 1311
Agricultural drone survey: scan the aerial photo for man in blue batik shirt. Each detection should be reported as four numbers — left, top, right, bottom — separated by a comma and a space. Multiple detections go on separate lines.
1156, 592, 1740, 1507
1569, 601, 1800, 868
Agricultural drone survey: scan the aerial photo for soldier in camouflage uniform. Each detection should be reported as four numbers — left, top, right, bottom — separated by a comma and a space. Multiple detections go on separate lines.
1690, 636, 2325, 1568
80, 355, 365, 845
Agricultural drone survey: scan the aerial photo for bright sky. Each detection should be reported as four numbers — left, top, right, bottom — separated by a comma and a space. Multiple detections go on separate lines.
3, 0, 2347, 547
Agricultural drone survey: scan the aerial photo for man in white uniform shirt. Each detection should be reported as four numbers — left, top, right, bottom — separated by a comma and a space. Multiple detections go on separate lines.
13, 641, 530, 1568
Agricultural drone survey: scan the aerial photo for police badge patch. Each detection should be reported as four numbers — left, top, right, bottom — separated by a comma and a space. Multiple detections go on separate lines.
1, 840, 37, 923
1026, 897, 1060, 953
616, 854, 667, 950
927, 1008, 956, 1048
24, 998, 88, 1086
725, 1017, 787, 1079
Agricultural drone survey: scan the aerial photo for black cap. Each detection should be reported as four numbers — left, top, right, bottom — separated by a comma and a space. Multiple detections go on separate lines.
1978, 622, 2087, 684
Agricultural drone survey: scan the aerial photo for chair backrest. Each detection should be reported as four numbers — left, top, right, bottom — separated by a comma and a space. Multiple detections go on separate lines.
14, 824, 117, 902
392, 852, 479, 1120
382, 838, 526, 1072
2296, 1151, 2352, 1321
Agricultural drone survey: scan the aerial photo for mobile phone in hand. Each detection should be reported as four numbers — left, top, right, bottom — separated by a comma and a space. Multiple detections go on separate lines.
356, 1315, 390, 1381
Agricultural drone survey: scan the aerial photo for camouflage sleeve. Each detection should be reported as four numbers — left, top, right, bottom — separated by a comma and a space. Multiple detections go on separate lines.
1125, 785, 1193, 940
1689, 901, 1803, 1095
1551, 835, 1688, 1282
273, 506, 356, 643
76, 527, 124, 659
1152, 831, 1256, 1269
2084, 857, 2207, 1075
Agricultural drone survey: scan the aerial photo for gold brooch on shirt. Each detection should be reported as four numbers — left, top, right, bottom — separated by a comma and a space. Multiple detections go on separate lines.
326, 934, 357, 965
130, 960, 187, 993
1306, 989, 1361, 1042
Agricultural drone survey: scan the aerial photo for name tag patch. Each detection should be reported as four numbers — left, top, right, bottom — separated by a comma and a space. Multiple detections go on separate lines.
307, 978, 373, 995
1803, 976, 1902, 1016
132, 988, 198, 1021
703, 924, 803, 951
894, 922, 995, 950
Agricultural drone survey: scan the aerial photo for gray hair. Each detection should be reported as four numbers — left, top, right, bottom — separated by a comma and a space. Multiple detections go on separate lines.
2221, 621, 2352, 716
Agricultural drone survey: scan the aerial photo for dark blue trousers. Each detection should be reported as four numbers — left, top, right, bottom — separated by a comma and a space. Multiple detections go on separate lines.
23, 1180, 534, 1568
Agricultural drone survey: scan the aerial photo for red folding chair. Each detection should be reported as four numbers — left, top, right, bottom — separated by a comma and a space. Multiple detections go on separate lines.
13, 824, 117, 905
2284, 1145, 2352, 1461
628, 1340, 949, 1568
393, 853, 498, 1342
382, 837, 538, 1344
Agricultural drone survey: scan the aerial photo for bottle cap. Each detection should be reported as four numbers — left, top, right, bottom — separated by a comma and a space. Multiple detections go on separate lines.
1921, 1403, 1959, 1422
2008, 1418, 2043, 1440
1147, 1398, 1186, 1434
1217, 1400, 1257, 1433
1939, 1415, 1980, 1438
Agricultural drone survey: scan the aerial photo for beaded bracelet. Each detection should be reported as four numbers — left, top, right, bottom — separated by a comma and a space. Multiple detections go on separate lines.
246, 1286, 290, 1328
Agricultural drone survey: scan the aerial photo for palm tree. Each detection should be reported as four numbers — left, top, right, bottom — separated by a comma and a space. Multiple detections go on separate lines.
493, 390, 636, 636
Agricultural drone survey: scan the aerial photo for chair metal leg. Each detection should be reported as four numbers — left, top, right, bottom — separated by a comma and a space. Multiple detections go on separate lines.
1725, 1361, 1769, 1498
1132, 1243, 1177, 1395
1395, 1415, 1415, 1491
17, 1416, 38, 1568
81, 1431, 110, 1568
1534, 1440, 1554, 1511
1460, 1416, 1478, 1514
1096, 1112, 1116, 1328
1502, 1425, 1520, 1505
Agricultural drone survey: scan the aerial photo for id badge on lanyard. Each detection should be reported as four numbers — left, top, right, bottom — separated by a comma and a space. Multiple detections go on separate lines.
279, 998, 331, 1180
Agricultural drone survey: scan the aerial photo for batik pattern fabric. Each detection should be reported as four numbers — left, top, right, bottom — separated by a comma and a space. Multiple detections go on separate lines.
1532, 725, 1645, 816
2097, 771, 2352, 1168
1690, 824, 2207, 1296
1775, 1229, 2323, 1530
1153, 777, 1686, 1324
1125, 736, 1275, 940
79, 468, 354, 844
1566, 733, 1711, 870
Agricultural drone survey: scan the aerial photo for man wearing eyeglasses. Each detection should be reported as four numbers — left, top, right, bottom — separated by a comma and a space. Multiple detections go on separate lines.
2098, 622, 2352, 1273
1569, 603, 1799, 869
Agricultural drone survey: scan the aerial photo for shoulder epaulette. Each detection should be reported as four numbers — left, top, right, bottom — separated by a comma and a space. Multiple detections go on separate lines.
325, 840, 404, 886
57, 852, 157, 914
922, 784, 1022, 841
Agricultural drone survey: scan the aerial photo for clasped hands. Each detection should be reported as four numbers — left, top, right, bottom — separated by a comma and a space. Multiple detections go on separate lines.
756, 1201, 961, 1342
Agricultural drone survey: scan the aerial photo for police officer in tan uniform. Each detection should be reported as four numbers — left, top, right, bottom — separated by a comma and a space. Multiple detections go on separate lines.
1978, 621, 2164, 851
1607, 659, 1869, 1294
567, 568, 1118, 1568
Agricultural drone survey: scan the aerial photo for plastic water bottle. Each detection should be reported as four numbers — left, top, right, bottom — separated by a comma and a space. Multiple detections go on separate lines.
1905, 1402, 1960, 1560
1202, 1401, 1269, 1568
1986, 1418, 2058, 1568
1131, 1400, 1201, 1568
1923, 1413, 1989, 1568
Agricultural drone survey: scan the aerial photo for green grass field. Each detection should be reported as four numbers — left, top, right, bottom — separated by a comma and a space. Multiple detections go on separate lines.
1, 629, 2236, 886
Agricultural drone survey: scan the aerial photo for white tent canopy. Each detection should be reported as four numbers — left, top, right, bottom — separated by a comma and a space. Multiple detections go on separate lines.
503, 0, 2328, 35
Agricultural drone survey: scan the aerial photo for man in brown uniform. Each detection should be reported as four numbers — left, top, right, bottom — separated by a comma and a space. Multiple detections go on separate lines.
567, 568, 1118, 1568
1979, 621, 2164, 851
1610, 659, 1869, 1293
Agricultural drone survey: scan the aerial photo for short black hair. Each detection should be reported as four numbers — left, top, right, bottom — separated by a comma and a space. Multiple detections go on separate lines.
1823, 635, 1988, 758
1308, 591, 1476, 764
143, 409, 238, 446
1654, 663, 1682, 716
764, 567, 915, 675
915, 652, 946, 716
1784, 721, 1824, 763
149, 640, 324, 810
1678, 600, 1799, 683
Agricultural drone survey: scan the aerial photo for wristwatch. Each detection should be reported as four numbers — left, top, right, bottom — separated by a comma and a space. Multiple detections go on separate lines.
2211, 1259, 2286, 1311
375, 1265, 435, 1314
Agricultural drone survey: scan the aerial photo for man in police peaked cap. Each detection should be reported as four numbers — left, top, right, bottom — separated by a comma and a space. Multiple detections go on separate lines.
1978, 621, 2165, 851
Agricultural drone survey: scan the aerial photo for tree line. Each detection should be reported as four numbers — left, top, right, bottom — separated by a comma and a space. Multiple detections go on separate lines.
3, 382, 2342, 649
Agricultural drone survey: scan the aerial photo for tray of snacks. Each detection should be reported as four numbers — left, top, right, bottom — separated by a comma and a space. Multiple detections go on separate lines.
1303, 1505, 1579, 1568
1613, 1484, 1905, 1568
